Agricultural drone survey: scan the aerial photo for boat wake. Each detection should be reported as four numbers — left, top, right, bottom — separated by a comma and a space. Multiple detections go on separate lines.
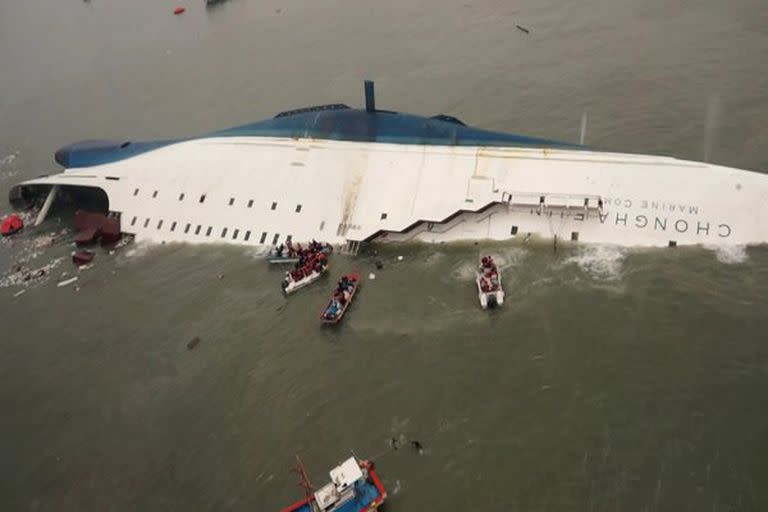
562, 244, 626, 281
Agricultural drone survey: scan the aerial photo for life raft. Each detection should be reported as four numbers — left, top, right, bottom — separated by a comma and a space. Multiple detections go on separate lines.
1, 214, 24, 237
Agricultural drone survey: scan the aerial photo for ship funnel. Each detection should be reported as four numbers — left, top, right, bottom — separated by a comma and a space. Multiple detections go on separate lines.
364, 80, 375, 112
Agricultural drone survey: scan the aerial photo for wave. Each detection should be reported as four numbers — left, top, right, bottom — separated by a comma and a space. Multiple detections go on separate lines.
562, 244, 626, 281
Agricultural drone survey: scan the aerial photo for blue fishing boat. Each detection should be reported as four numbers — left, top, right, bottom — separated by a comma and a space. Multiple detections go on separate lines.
280, 456, 386, 512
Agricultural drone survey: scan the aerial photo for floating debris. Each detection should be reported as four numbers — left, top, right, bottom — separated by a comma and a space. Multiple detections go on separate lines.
410, 440, 424, 454
397, 255, 403, 261
13, 289, 26, 298
375, 260, 384, 270
516, 24, 530, 34
368, 272, 376, 280
72, 250, 95, 267
389, 437, 400, 450
57, 276, 78, 288
187, 336, 201, 350
173, 6, 186, 15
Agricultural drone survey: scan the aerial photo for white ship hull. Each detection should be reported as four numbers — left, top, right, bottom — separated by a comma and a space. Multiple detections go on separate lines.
9, 83, 767, 250
13, 136, 767, 249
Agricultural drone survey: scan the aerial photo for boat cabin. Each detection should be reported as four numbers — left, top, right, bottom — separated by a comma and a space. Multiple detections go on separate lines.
313, 458, 364, 511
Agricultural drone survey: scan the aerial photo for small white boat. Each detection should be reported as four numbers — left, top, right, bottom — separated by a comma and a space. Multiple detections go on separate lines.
282, 263, 329, 295
475, 256, 504, 309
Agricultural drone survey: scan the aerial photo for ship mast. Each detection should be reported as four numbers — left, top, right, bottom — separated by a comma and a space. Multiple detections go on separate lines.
291, 455, 315, 508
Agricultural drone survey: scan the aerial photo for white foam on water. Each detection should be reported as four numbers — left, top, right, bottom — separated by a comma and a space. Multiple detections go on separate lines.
0, 151, 19, 179
121, 240, 153, 261
711, 244, 748, 265
451, 261, 478, 282
493, 247, 528, 272
563, 244, 626, 281
246, 246, 270, 259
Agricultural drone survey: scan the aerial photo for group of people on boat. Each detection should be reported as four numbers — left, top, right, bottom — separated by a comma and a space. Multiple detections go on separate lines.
479, 255, 500, 293
287, 246, 328, 282
322, 275, 356, 321
273, 239, 327, 259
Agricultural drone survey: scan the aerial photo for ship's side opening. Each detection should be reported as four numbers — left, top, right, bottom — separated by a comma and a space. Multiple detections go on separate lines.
9, 183, 110, 221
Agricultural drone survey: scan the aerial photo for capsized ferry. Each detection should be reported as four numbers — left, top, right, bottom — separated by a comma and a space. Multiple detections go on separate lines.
9, 81, 768, 251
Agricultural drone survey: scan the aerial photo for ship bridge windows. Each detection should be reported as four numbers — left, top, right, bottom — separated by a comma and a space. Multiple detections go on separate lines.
184, 223, 191, 234
232, 229, 239, 240
195, 225, 202, 235
295, 204, 302, 213
510, 225, 518, 235
179, 193, 185, 201
248, 199, 254, 208
229, 197, 235, 206
152, 190, 158, 198
244, 231, 251, 241
380, 212, 388, 220
131, 216, 137, 226
171, 221, 177, 232
133, 188, 139, 196
260, 232, 267, 244
199, 194, 206, 203
319, 221, 325, 231
272, 233, 280, 245
143, 218, 150, 228
571, 231, 579, 241
271, 202, 277, 210
206, 226, 212, 236
157, 219, 163, 230
221, 227, 228, 238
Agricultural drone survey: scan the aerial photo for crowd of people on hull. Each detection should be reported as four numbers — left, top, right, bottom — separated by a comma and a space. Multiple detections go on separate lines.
479, 256, 500, 292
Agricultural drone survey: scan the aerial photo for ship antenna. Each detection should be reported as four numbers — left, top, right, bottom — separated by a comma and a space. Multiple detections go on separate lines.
364, 80, 376, 112
291, 455, 314, 503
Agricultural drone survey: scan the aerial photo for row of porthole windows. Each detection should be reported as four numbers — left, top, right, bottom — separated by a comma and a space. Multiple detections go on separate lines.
132, 188, 302, 212
129, 216, 291, 245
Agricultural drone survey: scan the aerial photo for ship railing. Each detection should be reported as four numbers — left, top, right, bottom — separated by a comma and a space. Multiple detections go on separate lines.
501, 191, 604, 215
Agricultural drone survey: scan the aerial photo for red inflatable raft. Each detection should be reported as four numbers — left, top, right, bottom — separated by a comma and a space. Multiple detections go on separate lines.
1, 214, 24, 237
